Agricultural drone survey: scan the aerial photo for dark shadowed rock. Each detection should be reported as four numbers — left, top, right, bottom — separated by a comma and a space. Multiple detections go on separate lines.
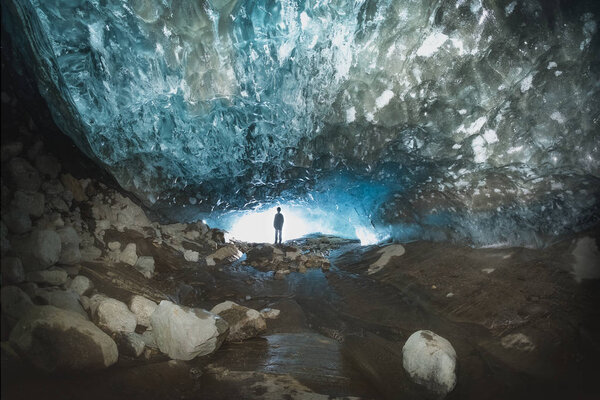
113, 331, 145, 358
11, 190, 44, 218
3, 209, 32, 234
35, 154, 61, 179
34, 288, 88, 319
211, 301, 267, 342
1, 285, 34, 321
13, 229, 61, 271
8, 157, 41, 192
1, 257, 25, 284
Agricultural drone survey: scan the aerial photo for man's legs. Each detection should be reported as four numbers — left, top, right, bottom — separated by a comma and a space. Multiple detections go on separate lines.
278, 228, 282, 244
275, 229, 282, 244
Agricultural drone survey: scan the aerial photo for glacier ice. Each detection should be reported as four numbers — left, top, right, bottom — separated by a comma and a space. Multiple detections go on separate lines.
2, 0, 599, 246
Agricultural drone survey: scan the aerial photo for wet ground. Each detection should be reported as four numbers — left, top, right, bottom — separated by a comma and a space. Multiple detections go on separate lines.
3, 231, 600, 400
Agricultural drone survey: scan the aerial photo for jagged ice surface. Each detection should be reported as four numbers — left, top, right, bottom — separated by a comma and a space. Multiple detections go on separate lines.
2, 0, 599, 246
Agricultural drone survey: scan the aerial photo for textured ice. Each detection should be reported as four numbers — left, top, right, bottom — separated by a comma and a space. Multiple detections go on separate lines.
2, 0, 600, 246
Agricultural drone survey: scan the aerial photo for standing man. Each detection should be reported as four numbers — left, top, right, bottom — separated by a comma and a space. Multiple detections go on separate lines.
274, 207, 284, 245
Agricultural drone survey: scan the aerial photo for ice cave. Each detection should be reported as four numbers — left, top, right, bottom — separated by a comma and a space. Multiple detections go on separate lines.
0, 0, 599, 399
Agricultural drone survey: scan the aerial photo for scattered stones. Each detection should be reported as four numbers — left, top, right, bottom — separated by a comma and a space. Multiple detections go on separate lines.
128, 295, 158, 327
57, 226, 81, 265
402, 330, 457, 396
184, 249, 200, 262
92, 295, 137, 333
1, 285, 34, 321
113, 331, 145, 358
9, 305, 118, 371
34, 288, 88, 319
11, 190, 45, 218
368, 244, 406, 275
1, 257, 25, 284
12, 229, 61, 271
25, 268, 68, 286
3, 209, 32, 234
211, 301, 267, 342
134, 256, 155, 279
119, 243, 138, 266
69, 275, 93, 296
205, 245, 242, 265
151, 300, 229, 360
8, 157, 41, 192
501, 333, 536, 352
60, 173, 88, 202
259, 308, 281, 319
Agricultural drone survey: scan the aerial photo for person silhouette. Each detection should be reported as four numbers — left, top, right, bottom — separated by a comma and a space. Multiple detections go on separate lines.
273, 207, 284, 245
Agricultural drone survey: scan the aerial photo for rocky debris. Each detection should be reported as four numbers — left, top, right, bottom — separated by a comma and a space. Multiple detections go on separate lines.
244, 243, 330, 274
1, 257, 25, 284
9, 306, 118, 372
91, 192, 151, 233
61, 264, 81, 276
8, 157, 41, 192
113, 331, 145, 358
107, 241, 121, 251
41, 179, 64, 196
25, 268, 68, 286
80, 245, 102, 261
1, 285, 34, 321
3, 209, 32, 234
119, 243, 138, 266
57, 226, 81, 265
141, 329, 158, 349
135, 256, 155, 279
501, 333, 536, 352
1, 141, 23, 162
91, 295, 137, 333
151, 300, 229, 360
34, 288, 88, 319
68, 275, 93, 296
12, 229, 61, 271
289, 235, 360, 254
128, 295, 157, 327
205, 244, 242, 266
184, 249, 199, 262
402, 330, 457, 396
260, 308, 281, 319
11, 190, 44, 218
60, 173, 88, 202
368, 244, 406, 275
211, 301, 266, 342
34, 154, 61, 179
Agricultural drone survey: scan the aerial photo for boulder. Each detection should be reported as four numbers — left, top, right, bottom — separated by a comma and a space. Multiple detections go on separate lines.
402, 330, 457, 396
11, 190, 45, 218
8, 157, 41, 192
501, 333, 536, 352
3, 209, 32, 234
9, 306, 118, 371
60, 173, 88, 202
119, 243, 138, 266
211, 301, 267, 342
1, 257, 25, 284
151, 300, 229, 360
107, 241, 121, 251
205, 245, 242, 265
128, 295, 158, 327
260, 308, 281, 319
0, 221, 10, 254
1, 285, 34, 321
0, 141, 23, 162
69, 275, 93, 296
34, 288, 88, 319
41, 180, 64, 195
34, 154, 61, 179
184, 249, 199, 262
12, 229, 61, 271
92, 295, 137, 333
80, 245, 102, 261
141, 329, 158, 349
113, 331, 145, 358
25, 268, 68, 286
57, 226, 81, 265
134, 256, 155, 279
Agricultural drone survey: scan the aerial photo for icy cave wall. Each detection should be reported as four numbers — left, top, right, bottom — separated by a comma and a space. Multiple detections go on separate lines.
2, 0, 599, 246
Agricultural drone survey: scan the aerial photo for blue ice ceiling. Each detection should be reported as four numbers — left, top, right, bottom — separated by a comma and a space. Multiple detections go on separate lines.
2, 0, 599, 246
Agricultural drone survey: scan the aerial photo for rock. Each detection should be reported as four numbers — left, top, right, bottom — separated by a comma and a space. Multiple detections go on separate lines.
211, 301, 266, 342
0, 221, 10, 254
3, 209, 32, 234
12, 229, 61, 271
69, 275, 93, 296
501, 333, 536, 352
57, 226, 81, 265
27, 140, 44, 161
47, 196, 69, 212
206, 245, 242, 265
368, 244, 406, 275
113, 331, 145, 358
1, 285, 34, 321
259, 308, 281, 319
128, 295, 158, 327
11, 190, 45, 218
34, 288, 88, 319
141, 329, 158, 349
8, 157, 41, 192
1, 257, 25, 284
0, 141, 23, 162
19, 282, 38, 298
402, 330, 457, 396
41, 180, 64, 195
134, 256, 155, 279
184, 249, 199, 262
80, 245, 102, 261
61, 264, 81, 277
151, 300, 229, 360
34, 154, 61, 179
80, 295, 91, 311
25, 268, 68, 286
107, 241, 121, 251
92, 295, 137, 333
60, 173, 88, 202
119, 243, 138, 266
9, 305, 118, 371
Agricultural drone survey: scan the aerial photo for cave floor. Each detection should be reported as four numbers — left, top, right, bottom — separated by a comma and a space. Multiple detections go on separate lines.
2, 232, 599, 400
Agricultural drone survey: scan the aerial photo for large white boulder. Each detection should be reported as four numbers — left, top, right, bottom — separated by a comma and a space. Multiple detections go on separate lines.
69, 275, 93, 296
119, 243, 138, 266
402, 330, 457, 396
128, 295, 157, 327
211, 301, 267, 342
9, 305, 118, 372
150, 300, 229, 360
91, 295, 137, 333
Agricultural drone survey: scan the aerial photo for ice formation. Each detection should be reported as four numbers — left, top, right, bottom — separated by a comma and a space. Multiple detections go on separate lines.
2, 0, 599, 246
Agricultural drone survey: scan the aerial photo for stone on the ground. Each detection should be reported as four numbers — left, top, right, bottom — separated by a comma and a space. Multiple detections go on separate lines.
184, 249, 199, 262
107, 241, 121, 251
260, 308, 281, 319
11, 190, 45, 218
25, 268, 68, 286
0, 221, 10, 254
402, 330, 457, 396
57, 226, 81, 265
62, 264, 81, 276
119, 243, 138, 266
41, 179, 64, 195
135, 256, 155, 278
1, 285, 34, 321
1, 141, 23, 162
501, 333, 536, 352
206, 245, 242, 265
128, 295, 158, 327
368, 244, 406, 275
3, 209, 32, 234
141, 329, 158, 349
151, 300, 229, 360
92, 296, 137, 333
80, 295, 91, 311
13, 229, 61, 271
68, 275, 93, 296
60, 173, 88, 202
34, 288, 88, 319
8, 157, 41, 192
80, 245, 102, 261
34, 154, 61, 179
211, 301, 267, 342
1, 257, 25, 284
9, 305, 118, 371
114, 331, 145, 357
